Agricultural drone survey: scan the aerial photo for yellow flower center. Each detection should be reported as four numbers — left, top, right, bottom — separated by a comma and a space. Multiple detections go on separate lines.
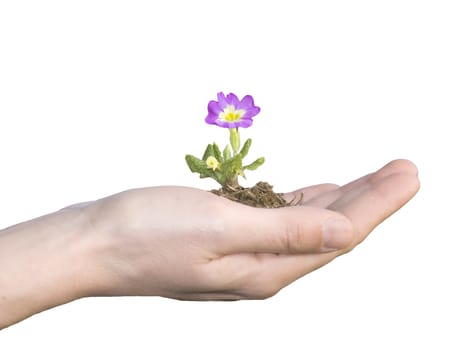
219, 105, 246, 122
206, 156, 220, 171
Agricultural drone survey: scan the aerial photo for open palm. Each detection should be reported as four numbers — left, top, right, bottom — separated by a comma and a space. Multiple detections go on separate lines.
87, 159, 419, 300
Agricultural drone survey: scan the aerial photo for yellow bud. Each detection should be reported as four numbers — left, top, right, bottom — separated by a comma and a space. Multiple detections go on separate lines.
206, 156, 220, 171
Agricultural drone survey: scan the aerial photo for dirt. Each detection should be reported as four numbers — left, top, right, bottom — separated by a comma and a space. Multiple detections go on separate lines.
211, 181, 303, 208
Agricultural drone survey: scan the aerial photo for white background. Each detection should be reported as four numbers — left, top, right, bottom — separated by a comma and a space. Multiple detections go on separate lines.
0, 0, 466, 348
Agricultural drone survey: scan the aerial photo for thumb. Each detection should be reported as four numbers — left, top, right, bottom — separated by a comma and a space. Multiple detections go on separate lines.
218, 205, 355, 255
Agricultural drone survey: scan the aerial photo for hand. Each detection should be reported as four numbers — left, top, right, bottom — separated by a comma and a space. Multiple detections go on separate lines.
0, 159, 419, 328
82, 159, 419, 300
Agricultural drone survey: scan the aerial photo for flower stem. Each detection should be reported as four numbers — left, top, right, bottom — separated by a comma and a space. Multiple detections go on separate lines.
229, 128, 240, 155
225, 175, 239, 189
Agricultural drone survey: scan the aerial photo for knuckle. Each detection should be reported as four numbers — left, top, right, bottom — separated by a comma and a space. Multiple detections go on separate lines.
283, 222, 306, 253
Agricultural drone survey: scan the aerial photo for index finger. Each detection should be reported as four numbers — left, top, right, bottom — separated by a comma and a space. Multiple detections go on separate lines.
328, 171, 420, 248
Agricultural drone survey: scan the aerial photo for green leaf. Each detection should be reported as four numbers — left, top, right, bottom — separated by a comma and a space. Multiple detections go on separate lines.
186, 155, 223, 184
223, 145, 232, 161
213, 143, 223, 162
239, 138, 252, 158
202, 144, 214, 161
185, 155, 207, 173
213, 171, 226, 185
223, 153, 243, 180
223, 152, 243, 169
243, 157, 265, 171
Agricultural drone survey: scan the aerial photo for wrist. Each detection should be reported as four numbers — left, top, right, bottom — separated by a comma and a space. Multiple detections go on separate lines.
0, 206, 105, 328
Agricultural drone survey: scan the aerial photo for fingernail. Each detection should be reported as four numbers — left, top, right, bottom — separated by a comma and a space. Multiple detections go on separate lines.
322, 218, 353, 251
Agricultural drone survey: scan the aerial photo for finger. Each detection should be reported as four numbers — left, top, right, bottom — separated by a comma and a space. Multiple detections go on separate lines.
203, 252, 336, 299
60, 201, 94, 210
329, 172, 420, 247
303, 159, 419, 208
247, 253, 335, 298
218, 205, 355, 256
339, 159, 418, 193
281, 183, 339, 204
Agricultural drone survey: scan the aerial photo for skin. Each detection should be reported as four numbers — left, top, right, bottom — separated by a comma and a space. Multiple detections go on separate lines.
0, 159, 419, 329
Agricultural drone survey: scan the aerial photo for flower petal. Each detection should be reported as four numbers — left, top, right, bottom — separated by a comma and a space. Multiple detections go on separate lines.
243, 106, 261, 119
205, 101, 223, 124
211, 117, 252, 129
217, 92, 228, 109
238, 95, 260, 119
236, 118, 253, 128
208, 100, 222, 115
213, 119, 236, 128
238, 95, 254, 109
225, 93, 240, 108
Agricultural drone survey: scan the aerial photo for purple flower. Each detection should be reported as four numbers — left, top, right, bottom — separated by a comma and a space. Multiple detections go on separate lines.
205, 92, 260, 128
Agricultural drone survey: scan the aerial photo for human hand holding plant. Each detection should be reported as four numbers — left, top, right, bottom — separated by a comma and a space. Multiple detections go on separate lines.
0, 92, 420, 329
0, 153, 419, 329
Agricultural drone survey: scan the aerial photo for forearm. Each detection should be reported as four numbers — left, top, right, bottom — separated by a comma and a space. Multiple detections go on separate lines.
0, 208, 101, 329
